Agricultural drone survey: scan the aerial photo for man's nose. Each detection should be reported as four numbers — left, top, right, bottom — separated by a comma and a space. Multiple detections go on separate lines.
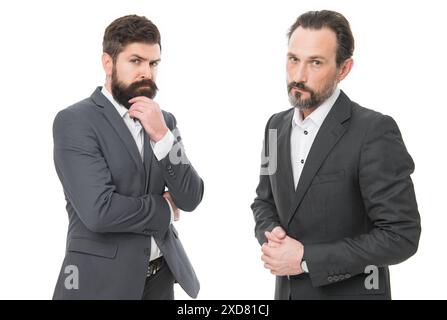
293, 64, 307, 83
138, 63, 152, 80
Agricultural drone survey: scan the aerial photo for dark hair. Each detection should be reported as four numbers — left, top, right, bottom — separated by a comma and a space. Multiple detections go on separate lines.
103, 15, 161, 61
288, 10, 354, 66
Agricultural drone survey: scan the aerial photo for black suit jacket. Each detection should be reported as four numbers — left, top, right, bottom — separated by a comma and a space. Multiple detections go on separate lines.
251, 91, 421, 300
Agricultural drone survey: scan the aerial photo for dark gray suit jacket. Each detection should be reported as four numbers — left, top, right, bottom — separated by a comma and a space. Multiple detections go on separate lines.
52, 87, 204, 299
252, 91, 421, 300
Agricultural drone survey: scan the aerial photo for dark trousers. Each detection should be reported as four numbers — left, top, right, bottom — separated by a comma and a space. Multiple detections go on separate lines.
141, 258, 175, 300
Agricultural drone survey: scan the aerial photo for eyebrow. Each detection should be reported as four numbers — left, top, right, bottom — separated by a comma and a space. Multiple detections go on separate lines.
287, 53, 326, 61
129, 54, 161, 63
308, 56, 326, 61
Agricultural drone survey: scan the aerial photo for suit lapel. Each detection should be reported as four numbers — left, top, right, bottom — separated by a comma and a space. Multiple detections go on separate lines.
277, 109, 296, 195
286, 91, 352, 225
90, 87, 145, 173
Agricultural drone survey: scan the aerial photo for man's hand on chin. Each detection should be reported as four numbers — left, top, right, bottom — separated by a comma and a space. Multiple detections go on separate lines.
128, 96, 169, 142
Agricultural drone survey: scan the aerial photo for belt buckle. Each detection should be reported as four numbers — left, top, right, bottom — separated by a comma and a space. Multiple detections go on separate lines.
147, 258, 162, 277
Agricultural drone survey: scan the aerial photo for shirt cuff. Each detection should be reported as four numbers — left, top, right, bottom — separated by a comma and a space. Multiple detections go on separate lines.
301, 260, 309, 273
150, 130, 175, 160
165, 197, 175, 224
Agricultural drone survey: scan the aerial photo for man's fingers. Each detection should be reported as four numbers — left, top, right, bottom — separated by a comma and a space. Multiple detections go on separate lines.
128, 109, 143, 119
271, 270, 284, 276
163, 191, 179, 213
267, 241, 281, 248
265, 231, 277, 242
129, 105, 148, 114
264, 263, 274, 270
128, 97, 159, 111
261, 254, 276, 266
128, 96, 153, 104
272, 226, 286, 239
261, 243, 271, 256
265, 231, 282, 244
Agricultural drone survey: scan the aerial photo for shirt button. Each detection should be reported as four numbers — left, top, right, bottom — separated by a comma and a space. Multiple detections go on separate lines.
300, 159, 304, 164
304, 130, 308, 135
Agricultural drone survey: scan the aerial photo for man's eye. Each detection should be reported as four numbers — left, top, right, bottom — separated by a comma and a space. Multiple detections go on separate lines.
289, 56, 298, 62
312, 60, 322, 66
131, 59, 141, 64
150, 61, 159, 67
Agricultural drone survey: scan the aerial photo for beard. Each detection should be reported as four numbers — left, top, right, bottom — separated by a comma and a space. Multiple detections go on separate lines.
111, 67, 158, 109
287, 77, 337, 110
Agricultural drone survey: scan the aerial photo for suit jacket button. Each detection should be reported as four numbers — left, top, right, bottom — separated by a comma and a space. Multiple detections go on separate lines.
333, 275, 339, 281
166, 164, 172, 170
144, 248, 151, 256
345, 274, 351, 279
327, 276, 333, 282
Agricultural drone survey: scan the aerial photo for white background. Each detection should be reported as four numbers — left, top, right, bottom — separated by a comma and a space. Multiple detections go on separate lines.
0, 0, 445, 299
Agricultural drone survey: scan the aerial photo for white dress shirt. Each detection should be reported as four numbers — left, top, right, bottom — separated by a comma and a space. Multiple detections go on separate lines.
291, 87, 340, 189
101, 86, 175, 261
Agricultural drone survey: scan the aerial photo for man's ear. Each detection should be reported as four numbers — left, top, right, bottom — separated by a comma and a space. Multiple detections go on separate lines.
102, 52, 113, 77
336, 58, 354, 82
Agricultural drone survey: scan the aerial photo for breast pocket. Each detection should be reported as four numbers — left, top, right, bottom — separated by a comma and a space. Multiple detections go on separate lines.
312, 169, 345, 185
67, 237, 118, 259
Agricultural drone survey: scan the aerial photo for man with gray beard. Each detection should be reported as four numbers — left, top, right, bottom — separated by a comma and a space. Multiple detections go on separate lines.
251, 10, 421, 300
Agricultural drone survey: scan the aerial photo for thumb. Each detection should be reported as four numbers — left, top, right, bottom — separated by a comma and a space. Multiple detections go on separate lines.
272, 226, 286, 239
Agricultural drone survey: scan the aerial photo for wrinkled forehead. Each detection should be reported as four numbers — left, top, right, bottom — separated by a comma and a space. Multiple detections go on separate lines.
118, 42, 161, 60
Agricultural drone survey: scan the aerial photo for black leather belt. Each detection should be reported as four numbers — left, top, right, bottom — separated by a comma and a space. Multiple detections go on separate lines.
147, 256, 164, 277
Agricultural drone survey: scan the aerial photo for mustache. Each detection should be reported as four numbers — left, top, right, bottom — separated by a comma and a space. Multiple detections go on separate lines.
287, 81, 312, 93
127, 78, 158, 94
111, 76, 158, 110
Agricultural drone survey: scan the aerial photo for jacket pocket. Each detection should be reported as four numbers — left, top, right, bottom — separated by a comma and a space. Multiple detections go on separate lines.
312, 170, 345, 185
67, 237, 118, 259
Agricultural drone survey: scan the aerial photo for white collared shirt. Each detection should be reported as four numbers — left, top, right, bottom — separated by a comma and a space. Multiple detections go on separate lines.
101, 86, 174, 261
291, 87, 340, 189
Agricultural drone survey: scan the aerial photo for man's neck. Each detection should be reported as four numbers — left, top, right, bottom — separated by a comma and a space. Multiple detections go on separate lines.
104, 81, 112, 94
301, 107, 317, 119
